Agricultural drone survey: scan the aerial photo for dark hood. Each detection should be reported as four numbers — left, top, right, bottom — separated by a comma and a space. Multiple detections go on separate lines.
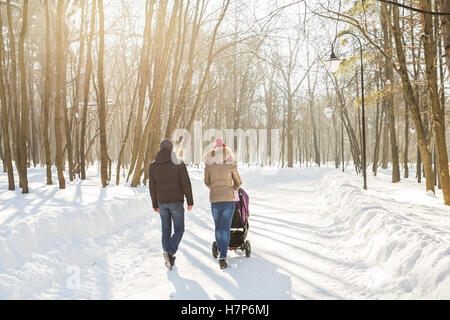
155, 149, 172, 164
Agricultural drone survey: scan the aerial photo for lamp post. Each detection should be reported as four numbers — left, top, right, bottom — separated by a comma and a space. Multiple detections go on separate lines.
326, 32, 367, 190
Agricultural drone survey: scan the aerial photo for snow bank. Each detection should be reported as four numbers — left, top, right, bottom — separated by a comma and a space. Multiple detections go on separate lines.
0, 183, 154, 298
320, 171, 450, 299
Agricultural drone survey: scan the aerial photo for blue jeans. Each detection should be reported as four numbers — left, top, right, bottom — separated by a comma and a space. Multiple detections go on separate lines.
159, 203, 185, 256
211, 201, 236, 259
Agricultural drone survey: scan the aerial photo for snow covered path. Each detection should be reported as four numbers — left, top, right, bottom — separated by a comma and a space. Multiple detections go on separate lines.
109, 168, 344, 300
0, 166, 449, 299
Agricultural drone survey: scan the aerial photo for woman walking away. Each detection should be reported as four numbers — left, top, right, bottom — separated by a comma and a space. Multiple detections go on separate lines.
203, 138, 242, 269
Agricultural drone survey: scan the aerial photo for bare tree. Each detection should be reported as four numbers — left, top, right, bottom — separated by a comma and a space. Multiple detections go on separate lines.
97, 0, 109, 187
420, 0, 450, 204
55, 0, 66, 189
0, 3, 14, 190
80, 0, 96, 180
18, 0, 29, 193
42, 0, 53, 185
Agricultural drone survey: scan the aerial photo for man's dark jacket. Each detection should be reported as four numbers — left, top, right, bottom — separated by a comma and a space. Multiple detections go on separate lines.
148, 149, 193, 209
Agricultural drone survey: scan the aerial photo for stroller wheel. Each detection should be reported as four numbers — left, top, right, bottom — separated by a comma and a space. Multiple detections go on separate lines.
245, 240, 251, 257
212, 241, 219, 259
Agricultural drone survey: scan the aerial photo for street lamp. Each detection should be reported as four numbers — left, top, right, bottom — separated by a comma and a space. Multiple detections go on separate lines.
325, 48, 341, 74
326, 32, 367, 190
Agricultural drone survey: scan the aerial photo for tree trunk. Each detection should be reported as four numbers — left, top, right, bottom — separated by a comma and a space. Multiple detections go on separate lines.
18, 0, 29, 193
417, 147, 422, 183
6, 0, 23, 188
372, 75, 385, 176
332, 76, 361, 171
404, 101, 409, 178
307, 70, 320, 167
165, 1, 189, 138
420, 0, 450, 205
381, 104, 390, 170
130, 0, 172, 187
43, 0, 52, 185
97, 0, 109, 188
72, 0, 86, 178
380, 4, 400, 183
185, 0, 230, 132
286, 95, 294, 168
388, 1, 434, 191
440, 0, 450, 75
62, 19, 74, 181
55, 0, 66, 189
127, 0, 155, 182
0, 5, 14, 190
80, 0, 96, 180
116, 83, 138, 185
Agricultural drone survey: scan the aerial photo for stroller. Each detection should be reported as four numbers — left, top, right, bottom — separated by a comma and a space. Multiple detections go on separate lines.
212, 188, 251, 258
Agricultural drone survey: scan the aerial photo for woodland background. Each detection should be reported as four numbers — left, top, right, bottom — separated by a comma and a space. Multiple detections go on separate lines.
0, 0, 449, 205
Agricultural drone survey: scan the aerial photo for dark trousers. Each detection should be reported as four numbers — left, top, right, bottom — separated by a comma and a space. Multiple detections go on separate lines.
159, 202, 185, 256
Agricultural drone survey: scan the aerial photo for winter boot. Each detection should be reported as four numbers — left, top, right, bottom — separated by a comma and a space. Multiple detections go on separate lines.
219, 258, 228, 269
163, 252, 172, 270
169, 253, 176, 266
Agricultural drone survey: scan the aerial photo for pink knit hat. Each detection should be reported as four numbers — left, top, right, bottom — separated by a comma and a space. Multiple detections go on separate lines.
213, 137, 226, 149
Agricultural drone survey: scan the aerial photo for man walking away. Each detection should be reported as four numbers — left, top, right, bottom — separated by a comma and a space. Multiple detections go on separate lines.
149, 139, 194, 270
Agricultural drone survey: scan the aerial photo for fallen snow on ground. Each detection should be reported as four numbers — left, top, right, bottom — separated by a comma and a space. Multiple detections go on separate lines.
0, 165, 449, 299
